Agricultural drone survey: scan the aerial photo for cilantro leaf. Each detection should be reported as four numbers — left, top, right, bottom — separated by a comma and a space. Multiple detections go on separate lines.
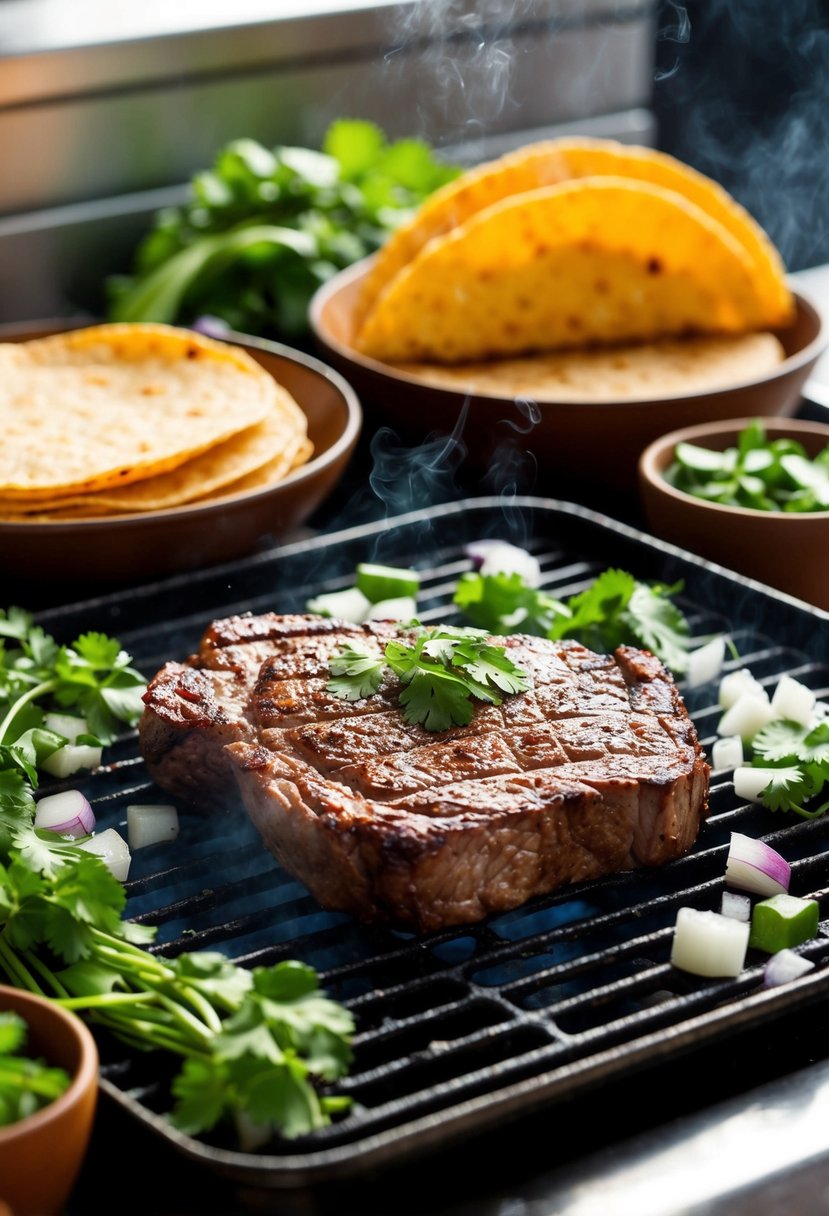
452, 571, 568, 636
328, 628, 530, 731
326, 646, 384, 701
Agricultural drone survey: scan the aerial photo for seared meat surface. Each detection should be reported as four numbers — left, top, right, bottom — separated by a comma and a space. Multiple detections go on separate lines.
139, 613, 710, 931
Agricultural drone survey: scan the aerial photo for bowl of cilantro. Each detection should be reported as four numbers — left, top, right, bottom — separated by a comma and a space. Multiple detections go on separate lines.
638, 416, 829, 612
0, 985, 99, 1216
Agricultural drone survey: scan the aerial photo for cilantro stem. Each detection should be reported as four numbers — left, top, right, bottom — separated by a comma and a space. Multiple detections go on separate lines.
22, 948, 70, 999
0, 678, 56, 744
0, 937, 46, 996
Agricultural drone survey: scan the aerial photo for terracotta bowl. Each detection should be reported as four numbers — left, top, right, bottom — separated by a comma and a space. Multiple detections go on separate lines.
638, 416, 829, 612
309, 257, 826, 496
0, 323, 362, 582
0, 985, 98, 1216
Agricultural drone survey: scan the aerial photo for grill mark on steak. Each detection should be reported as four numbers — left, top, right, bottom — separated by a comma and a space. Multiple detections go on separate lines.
138, 614, 710, 930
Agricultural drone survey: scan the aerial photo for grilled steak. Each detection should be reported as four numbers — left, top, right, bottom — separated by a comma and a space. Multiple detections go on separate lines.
138, 612, 710, 932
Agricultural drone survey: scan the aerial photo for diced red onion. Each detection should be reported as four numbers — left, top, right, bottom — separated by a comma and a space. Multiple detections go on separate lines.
726, 831, 790, 897
190, 315, 231, 338
34, 789, 96, 838
464, 540, 506, 569
464, 541, 540, 587
763, 948, 815, 988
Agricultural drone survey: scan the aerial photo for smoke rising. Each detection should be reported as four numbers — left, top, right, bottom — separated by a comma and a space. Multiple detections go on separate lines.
654, 0, 829, 271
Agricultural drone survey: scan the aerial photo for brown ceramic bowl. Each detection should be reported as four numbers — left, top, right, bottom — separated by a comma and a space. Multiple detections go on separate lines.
0, 985, 98, 1216
638, 416, 829, 611
0, 324, 362, 582
309, 257, 826, 496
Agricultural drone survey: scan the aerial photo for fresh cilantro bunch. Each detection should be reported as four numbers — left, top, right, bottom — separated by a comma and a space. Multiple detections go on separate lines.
108, 119, 461, 339
750, 718, 829, 818
452, 567, 692, 674
0, 607, 355, 1145
327, 626, 529, 732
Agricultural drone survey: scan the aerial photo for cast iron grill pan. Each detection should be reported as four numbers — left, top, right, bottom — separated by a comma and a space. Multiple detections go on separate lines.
33, 498, 829, 1189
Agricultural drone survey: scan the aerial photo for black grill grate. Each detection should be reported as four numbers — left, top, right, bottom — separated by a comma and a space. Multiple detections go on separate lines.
33, 497, 829, 1189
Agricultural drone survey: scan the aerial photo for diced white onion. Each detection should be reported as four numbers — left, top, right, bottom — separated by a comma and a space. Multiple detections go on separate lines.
770, 675, 817, 727
41, 742, 103, 778
477, 542, 541, 588
306, 587, 372, 623
718, 668, 766, 710
34, 789, 96, 838
43, 713, 89, 742
725, 831, 790, 896
720, 891, 752, 922
670, 906, 750, 977
685, 635, 727, 689
127, 804, 180, 850
763, 948, 816, 988
733, 765, 778, 804
363, 596, 419, 622
717, 690, 776, 743
76, 828, 131, 882
711, 735, 744, 771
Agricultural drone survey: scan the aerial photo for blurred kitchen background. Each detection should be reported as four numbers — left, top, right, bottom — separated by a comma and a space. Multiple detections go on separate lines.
1, 0, 828, 326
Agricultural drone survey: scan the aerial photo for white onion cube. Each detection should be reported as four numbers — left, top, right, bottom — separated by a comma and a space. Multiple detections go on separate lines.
127, 804, 180, 850
41, 742, 103, 778
771, 675, 817, 727
43, 713, 89, 742
711, 735, 744, 771
718, 669, 766, 710
733, 765, 778, 804
671, 907, 750, 977
77, 829, 131, 882
363, 596, 419, 622
763, 949, 816, 988
718, 691, 775, 743
721, 891, 752, 922
686, 635, 726, 689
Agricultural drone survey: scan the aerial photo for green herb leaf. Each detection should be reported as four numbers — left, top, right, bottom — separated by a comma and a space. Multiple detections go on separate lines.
326, 645, 385, 701
327, 627, 530, 731
108, 120, 461, 340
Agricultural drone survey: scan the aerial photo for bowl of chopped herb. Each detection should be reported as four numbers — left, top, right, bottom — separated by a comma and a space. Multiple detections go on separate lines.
638, 416, 829, 612
0, 985, 98, 1216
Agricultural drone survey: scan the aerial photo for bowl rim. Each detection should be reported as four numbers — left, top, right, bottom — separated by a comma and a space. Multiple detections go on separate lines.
0, 329, 363, 534
309, 257, 828, 407
0, 984, 98, 1143
638, 414, 829, 521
